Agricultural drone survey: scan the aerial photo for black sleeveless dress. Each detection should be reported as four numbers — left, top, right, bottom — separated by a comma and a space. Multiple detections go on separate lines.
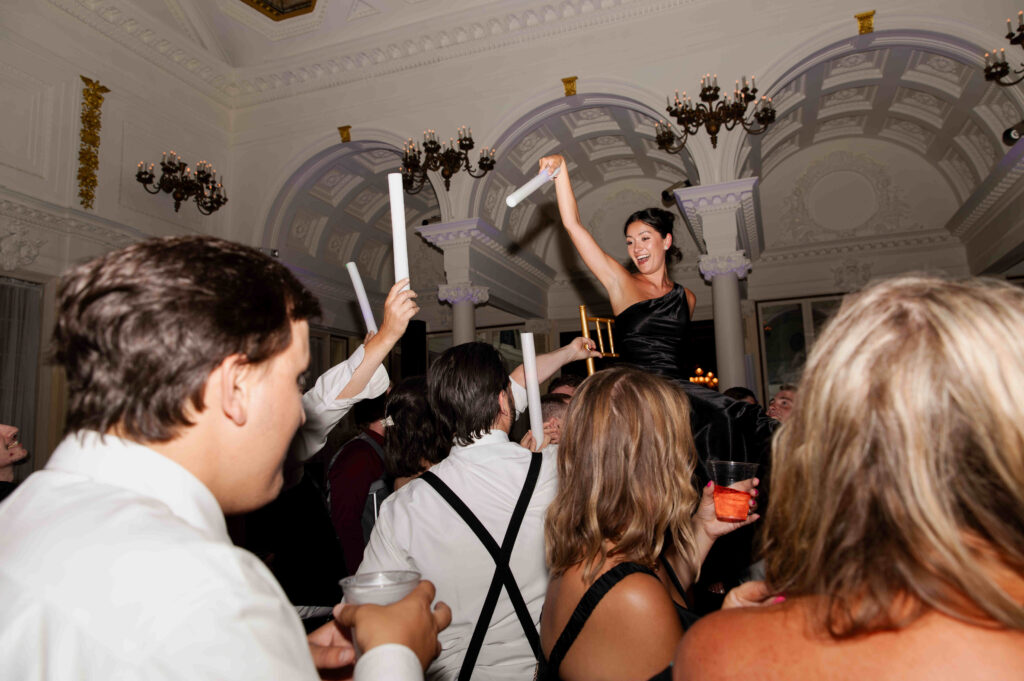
614, 284, 777, 487
542, 562, 687, 681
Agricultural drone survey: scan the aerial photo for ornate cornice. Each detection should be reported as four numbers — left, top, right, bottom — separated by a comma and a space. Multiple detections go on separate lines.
674, 178, 761, 259
698, 252, 752, 282
47, 0, 700, 108
758, 229, 957, 263
0, 226, 46, 271
438, 283, 489, 306
0, 194, 140, 249
944, 137, 1024, 240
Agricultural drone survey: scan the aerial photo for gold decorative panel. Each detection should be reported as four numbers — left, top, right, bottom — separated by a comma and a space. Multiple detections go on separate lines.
77, 76, 110, 211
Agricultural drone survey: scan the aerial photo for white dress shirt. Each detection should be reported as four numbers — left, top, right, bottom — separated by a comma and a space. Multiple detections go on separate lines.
0, 431, 322, 681
358, 379, 556, 681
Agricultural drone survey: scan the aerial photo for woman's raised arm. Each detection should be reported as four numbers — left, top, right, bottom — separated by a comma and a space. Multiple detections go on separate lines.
540, 155, 632, 300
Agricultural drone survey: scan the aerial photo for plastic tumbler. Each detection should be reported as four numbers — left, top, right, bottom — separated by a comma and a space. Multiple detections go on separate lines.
708, 460, 759, 521
340, 570, 421, 658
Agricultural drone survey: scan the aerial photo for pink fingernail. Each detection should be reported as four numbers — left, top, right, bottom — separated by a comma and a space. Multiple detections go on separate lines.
706, 481, 713, 488
772, 595, 786, 604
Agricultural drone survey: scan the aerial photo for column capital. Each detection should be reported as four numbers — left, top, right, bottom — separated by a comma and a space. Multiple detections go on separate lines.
698, 252, 752, 283
673, 177, 762, 261
438, 283, 489, 306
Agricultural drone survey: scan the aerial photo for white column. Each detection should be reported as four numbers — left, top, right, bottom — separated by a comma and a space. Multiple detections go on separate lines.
439, 283, 489, 345
698, 253, 751, 390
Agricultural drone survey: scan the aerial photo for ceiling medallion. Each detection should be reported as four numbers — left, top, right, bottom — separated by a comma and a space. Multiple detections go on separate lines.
236, 0, 316, 22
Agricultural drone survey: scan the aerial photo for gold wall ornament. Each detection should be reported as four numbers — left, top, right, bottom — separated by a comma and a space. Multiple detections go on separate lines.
855, 10, 876, 35
237, 0, 316, 22
561, 76, 578, 97
338, 125, 352, 143
77, 76, 110, 210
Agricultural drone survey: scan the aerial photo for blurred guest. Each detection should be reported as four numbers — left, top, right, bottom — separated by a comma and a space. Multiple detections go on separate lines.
542, 367, 758, 681
382, 376, 448, 490
0, 236, 444, 681
676, 276, 1024, 680
521, 394, 570, 456
721, 386, 757, 406
548, 373, 584, 398
328, 391, 389, 575
765, 384, 796, 422
0, 423, 28, 503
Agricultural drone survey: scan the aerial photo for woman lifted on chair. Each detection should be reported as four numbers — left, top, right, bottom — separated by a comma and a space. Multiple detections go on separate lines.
539, 155, 776, 469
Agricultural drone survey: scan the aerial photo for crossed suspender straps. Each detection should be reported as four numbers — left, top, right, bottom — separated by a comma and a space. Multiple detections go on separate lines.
419, 452, 545, 681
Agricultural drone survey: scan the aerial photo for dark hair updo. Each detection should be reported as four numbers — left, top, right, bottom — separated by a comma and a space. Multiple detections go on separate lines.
623, 208, 682, 265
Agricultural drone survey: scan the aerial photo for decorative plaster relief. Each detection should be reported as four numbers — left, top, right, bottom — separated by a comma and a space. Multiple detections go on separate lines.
760, 231, 956, 264
356, 239, 389, 281
878, 118, 934, 155
902, 50, 970, 99
831, 258, 873, 291
508, 125, 559, 174
820, 86, 874, 111
626, 108, 656, 134
354, 148, 401, 174
288, 209, 328, 256
698, 252, 751, 282
580, 135, 629, 162
348, 0, 380, 21
761, 108, 802, 154
0, 63, 53, 179
308, 168, 362, 208
343, 186, 388, 223
0, 197, 137, 248
937, 147, 977, 201
325, 230, 360, 267
953, 120, 998, 179
0, 225, 46, 271
822, 49, 886, 89
771, 74, 806, 115
595, 158, 641, 182
811, 115, 868, 144
774, 151, 922, 247
889, 87, 949, 130
438, 283, 489, 305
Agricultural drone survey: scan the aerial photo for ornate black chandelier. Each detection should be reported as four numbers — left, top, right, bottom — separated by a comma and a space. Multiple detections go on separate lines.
984, 12, 1024, 87
655, 74, 776, 152
135, 151, 228, 215
401, 127, 495, 194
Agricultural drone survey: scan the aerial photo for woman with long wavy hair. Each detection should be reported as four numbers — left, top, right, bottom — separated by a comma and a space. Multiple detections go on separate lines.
541, 367, 758, 681
676, 276, 1024, 680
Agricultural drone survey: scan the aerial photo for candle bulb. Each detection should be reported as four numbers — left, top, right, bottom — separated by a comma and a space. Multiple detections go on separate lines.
985, 52, 991, 66
1019, 10, 1023, 28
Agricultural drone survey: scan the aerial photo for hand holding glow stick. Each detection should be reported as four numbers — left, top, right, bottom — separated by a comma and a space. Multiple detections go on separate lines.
345, 262, 378, 334
388, 173, 410, 291
506, 167, 559, 208
520, 332, 545, 447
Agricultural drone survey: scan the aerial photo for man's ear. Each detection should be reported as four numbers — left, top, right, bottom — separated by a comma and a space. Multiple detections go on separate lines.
214, 354, 251, 427
498, 388, 511, 419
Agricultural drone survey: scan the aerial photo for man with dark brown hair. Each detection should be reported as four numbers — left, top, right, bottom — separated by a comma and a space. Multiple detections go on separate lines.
0, 236, 448, 681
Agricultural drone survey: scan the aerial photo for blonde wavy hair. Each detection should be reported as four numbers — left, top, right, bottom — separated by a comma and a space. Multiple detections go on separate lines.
546, 367, 700, 584
764, 276, 1024, 636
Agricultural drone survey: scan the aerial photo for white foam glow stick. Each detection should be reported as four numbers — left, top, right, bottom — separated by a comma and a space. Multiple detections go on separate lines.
520, 332, 545, 448
388, 173, 410, 290
345, 261, 378, 334
506, 167, 558, 208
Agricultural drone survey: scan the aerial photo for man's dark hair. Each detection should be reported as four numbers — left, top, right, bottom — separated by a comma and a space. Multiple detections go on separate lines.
353, 392, 388, 427
54, 236, 321, 443
383, 376, 448, 478
723, 386, 757, 404
427, 342, 509, 447
547, 373, 584, 395
540, 393, 570, 422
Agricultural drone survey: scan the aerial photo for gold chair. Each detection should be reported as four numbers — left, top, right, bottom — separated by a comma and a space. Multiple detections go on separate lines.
578, 304, 619, 376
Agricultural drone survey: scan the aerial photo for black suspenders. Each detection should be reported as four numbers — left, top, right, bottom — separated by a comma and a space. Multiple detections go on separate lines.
419, 452, 545, 681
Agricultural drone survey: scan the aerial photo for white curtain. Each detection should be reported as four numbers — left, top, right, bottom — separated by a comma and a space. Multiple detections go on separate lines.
0, 276, 42, 483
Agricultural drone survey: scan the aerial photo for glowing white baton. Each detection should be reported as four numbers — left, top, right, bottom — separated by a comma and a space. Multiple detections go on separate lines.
520, 332, 545, 448
506, 167, 559, 208
388, 173, 410, 290
345, 262, 378, 334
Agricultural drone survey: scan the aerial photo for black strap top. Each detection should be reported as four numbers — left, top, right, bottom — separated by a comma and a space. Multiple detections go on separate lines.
613, 284, 690, 379
543, 562, 693, 681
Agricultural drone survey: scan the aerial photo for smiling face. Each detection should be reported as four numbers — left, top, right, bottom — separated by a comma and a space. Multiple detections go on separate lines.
625, 220, 672, 275
0, 424, 28, 467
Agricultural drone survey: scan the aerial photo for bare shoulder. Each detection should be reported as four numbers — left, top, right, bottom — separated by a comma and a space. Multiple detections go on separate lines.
684, 287, 696, 311
675, 605, 791, 681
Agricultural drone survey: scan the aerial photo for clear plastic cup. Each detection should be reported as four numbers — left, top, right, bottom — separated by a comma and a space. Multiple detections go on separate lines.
708, 460, 759, 521
339, 570, 421, 659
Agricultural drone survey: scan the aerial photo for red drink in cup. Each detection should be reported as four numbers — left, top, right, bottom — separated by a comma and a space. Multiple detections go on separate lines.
713, 486, 751, 521
708, 460, 759, 522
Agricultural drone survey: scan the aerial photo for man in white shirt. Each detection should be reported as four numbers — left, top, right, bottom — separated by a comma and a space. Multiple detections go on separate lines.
359, 338, 598, 681
0, 236, 447, 681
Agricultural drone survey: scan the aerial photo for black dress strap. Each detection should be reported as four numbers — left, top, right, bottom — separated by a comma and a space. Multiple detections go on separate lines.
543, 562, 658, 681
660, 556, 692, 610
659, 557, 702, 631
419, 451, 544, 680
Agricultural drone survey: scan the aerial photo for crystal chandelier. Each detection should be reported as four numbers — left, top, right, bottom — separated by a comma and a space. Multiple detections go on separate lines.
401, 127, 495, 194
135, 151, 228, 215
983, 12, 1024, 87
655, 73, 777, 152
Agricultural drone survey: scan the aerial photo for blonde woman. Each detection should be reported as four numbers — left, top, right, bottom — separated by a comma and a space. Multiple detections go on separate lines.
541, 367, 758, 681
677, 276, 1024, 679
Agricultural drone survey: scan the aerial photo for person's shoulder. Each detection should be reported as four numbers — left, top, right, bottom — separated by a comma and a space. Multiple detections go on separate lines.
596, 567, 680, 626
675, 604, 793, 680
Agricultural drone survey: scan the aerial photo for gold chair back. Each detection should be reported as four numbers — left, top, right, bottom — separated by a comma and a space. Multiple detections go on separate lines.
578, 304, 619, 376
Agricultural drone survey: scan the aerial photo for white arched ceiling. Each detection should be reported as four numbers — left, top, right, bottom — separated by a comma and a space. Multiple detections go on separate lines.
738, 31, 1023, 250
470, 94, 702, 296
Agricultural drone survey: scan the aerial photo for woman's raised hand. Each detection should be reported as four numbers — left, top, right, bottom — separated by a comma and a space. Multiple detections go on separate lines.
377, 278, 419, 346
693, 478, 761, 540
539, 154, 567, 178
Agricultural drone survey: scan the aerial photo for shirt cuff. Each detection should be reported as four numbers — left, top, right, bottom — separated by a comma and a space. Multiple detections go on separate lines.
291, 344, 390, 461
510, 377, 528, 419
354, 644, 422, 681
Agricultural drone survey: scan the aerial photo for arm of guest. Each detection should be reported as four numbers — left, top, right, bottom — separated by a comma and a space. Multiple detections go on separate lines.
291, 279, 419, 462
509, 337, 598, 417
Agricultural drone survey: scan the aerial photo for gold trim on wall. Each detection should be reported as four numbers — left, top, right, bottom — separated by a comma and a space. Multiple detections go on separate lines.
855, 10, 876, 35
77, 76, 110, 210
338, 125, 352, 143
237, 0, 316, 22
562, 76, 578, 97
